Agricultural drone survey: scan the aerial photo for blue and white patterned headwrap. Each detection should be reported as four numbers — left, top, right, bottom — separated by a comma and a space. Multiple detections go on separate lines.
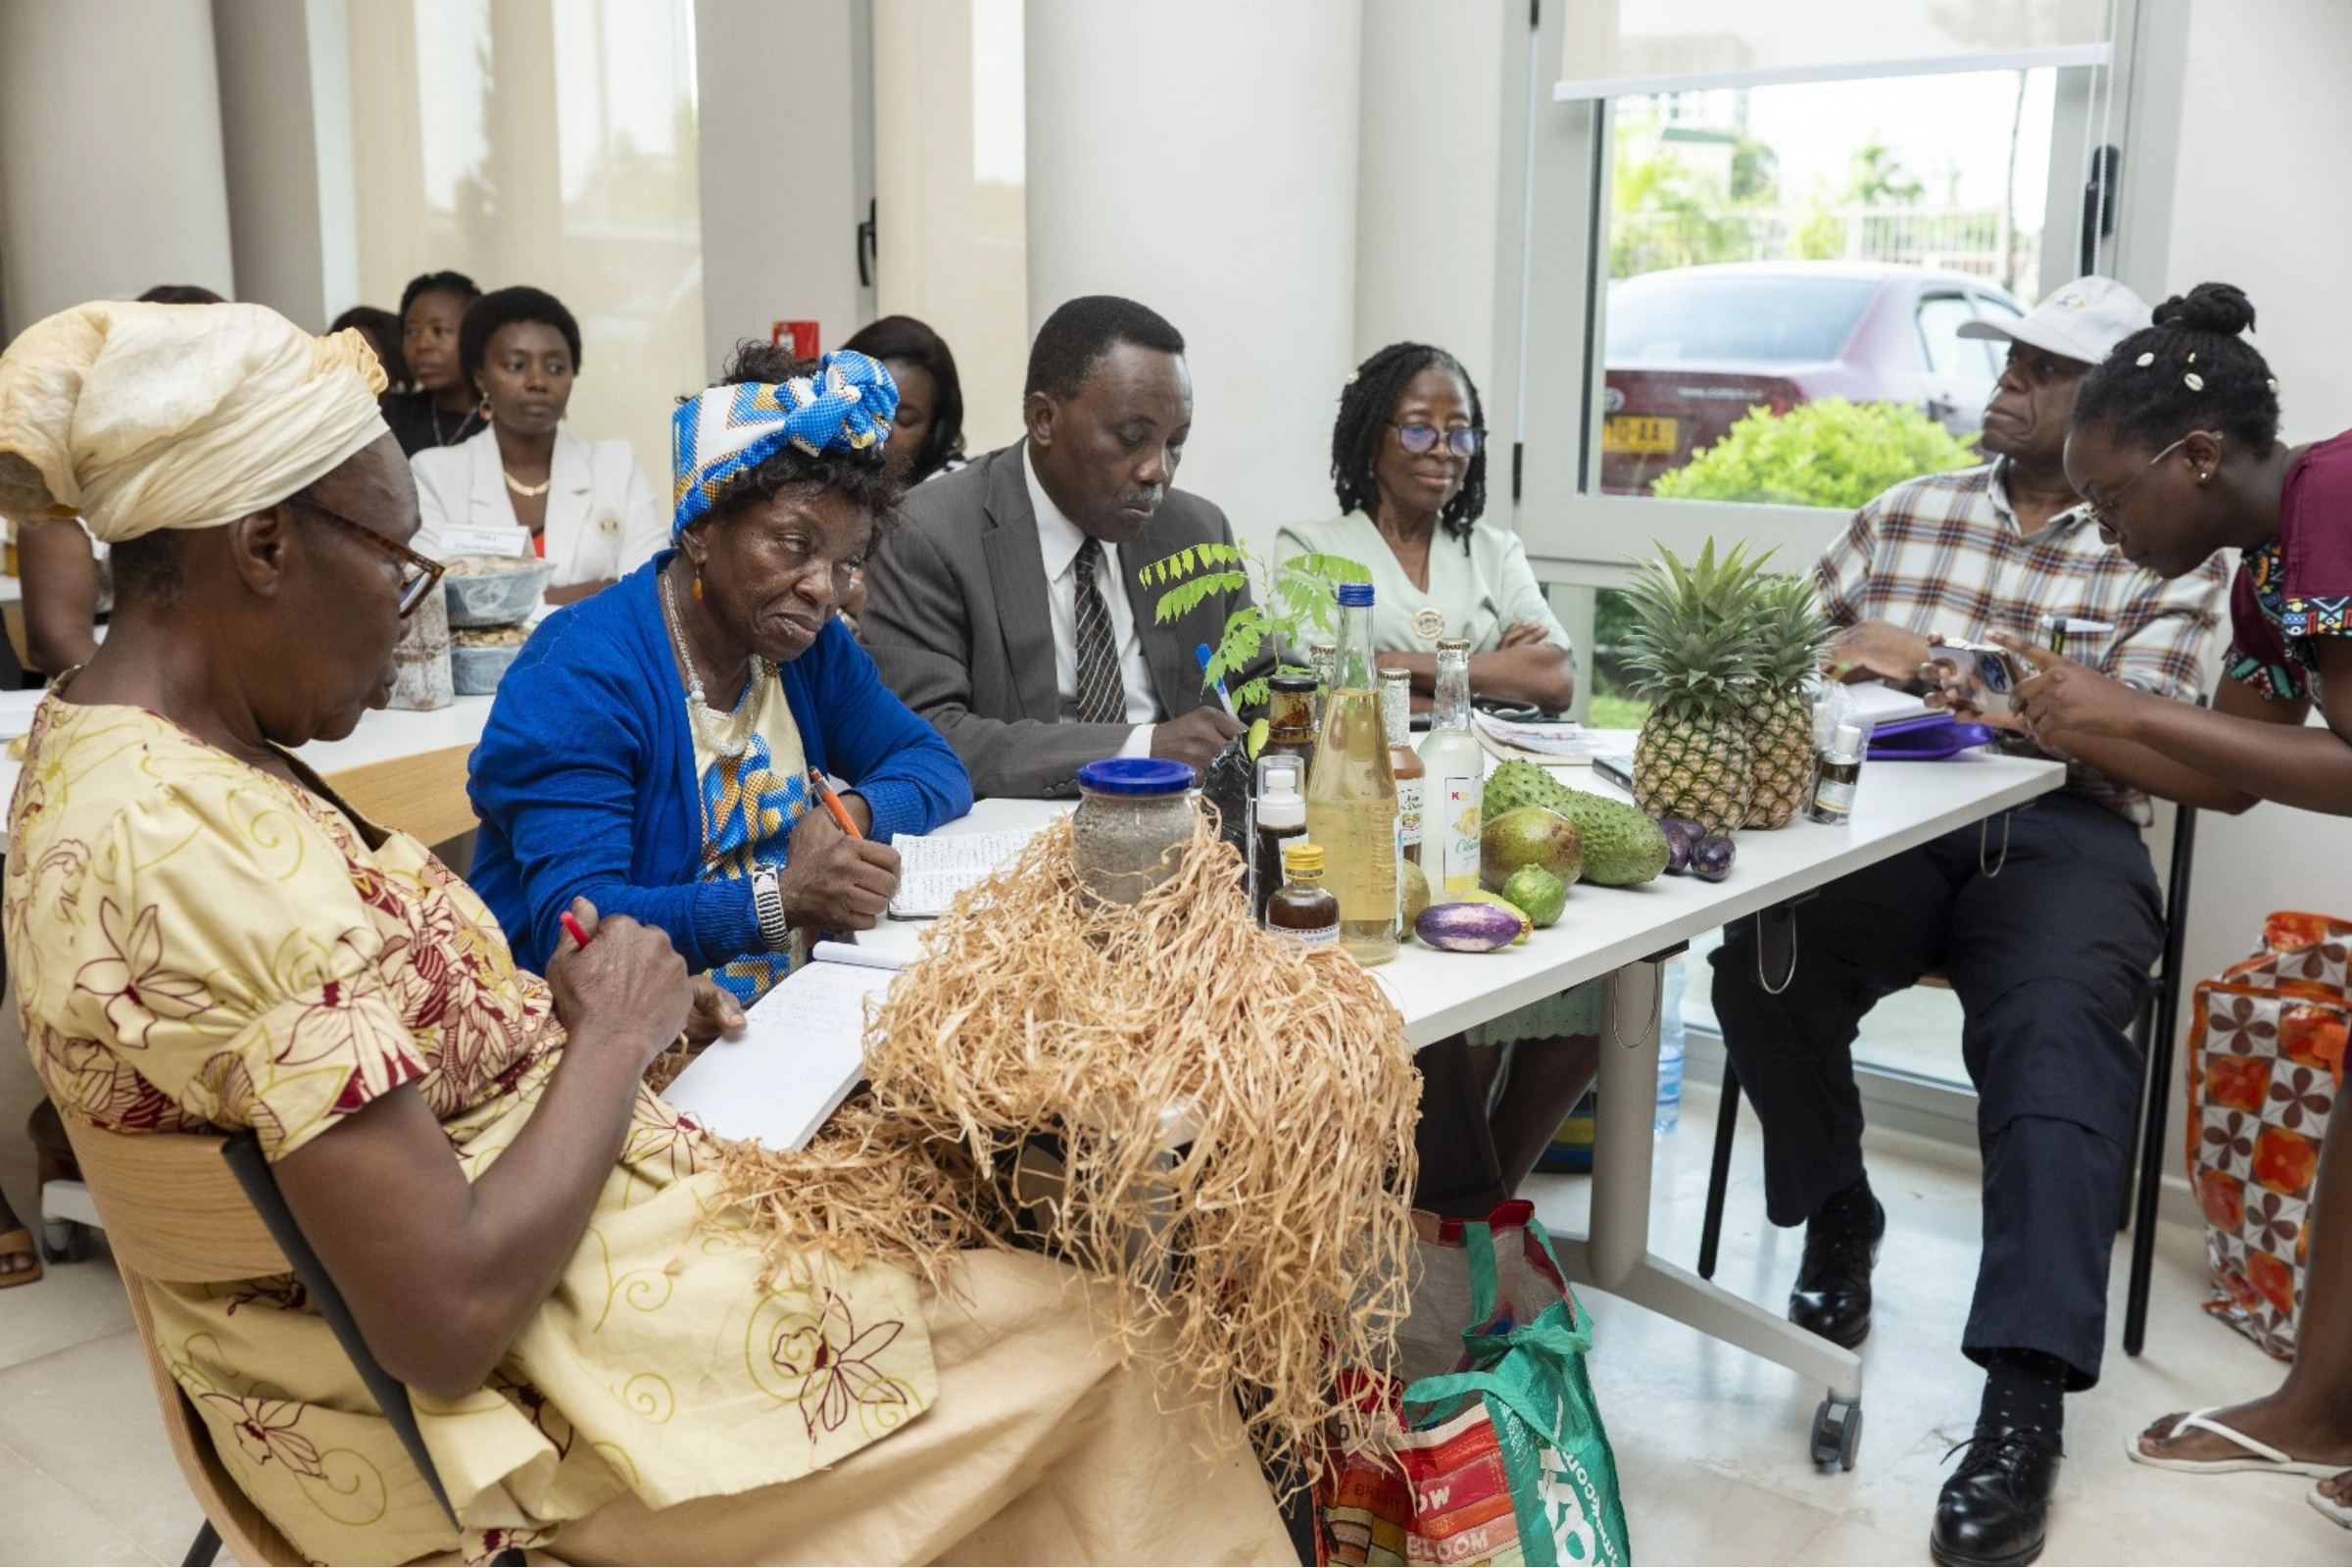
669, 349, 899, 537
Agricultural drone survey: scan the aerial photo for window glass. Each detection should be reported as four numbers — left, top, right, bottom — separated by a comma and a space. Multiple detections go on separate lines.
1595, 68, 2059, 503
1916, 294, 1977, 375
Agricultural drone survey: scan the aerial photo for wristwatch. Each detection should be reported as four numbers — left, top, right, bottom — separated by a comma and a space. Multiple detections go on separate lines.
751, 864, 792, 952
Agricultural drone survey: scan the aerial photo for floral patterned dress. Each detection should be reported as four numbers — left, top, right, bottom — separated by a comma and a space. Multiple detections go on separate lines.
6, 696, 935, 1564
2224, 428, 2352, 704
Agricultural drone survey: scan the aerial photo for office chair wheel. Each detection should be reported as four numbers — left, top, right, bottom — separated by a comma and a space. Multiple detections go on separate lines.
1811, 1396, 1862, 1471
40, 1217, 91, 1264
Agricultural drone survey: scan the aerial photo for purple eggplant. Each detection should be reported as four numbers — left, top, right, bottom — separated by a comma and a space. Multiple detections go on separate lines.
1659, 816, 1706, 875
1690, 834, 1737, 883
1414, 902, 1528, 953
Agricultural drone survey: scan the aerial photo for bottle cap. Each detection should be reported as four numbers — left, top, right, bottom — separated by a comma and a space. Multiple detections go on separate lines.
1309, 640, 1337, 655
1379, 666, 1411, 686
1336, 582, 1375, 608
1436, 637, 1472, 654
1282, 840, 1324, 877
1075, 758, 1196, 797
1256, 760, 1305, 827
1833, 721, 1865, 756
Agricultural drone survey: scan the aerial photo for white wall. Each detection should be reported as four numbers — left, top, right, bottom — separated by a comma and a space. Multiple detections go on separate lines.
1354, 0, 1507, 397
0, 0, 234, 334
1025, 0, 1363, 557
212, 0, 361, 331
2155, 0, 2352, 995
697, 0, 874, 374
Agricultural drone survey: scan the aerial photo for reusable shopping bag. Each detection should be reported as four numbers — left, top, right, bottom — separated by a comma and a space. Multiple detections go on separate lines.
2187, 910, 2347, 1357
1318, 1200, 1630, 1565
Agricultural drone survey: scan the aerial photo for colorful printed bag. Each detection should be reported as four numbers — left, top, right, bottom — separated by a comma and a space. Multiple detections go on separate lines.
1318, 1201, 1630, 1565
2187, 910, 2348, 1357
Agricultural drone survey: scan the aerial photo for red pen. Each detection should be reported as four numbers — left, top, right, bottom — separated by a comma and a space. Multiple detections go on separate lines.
560, 910, 593, 950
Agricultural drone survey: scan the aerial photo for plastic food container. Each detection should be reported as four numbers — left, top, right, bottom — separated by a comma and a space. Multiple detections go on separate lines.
1071, 758, 1199, 906
450, 625, 530, 695
442, 555, 556, 627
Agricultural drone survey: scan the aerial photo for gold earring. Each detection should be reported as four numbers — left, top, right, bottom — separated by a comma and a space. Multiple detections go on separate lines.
477, 393, 492, 419
692, 572, 704, 601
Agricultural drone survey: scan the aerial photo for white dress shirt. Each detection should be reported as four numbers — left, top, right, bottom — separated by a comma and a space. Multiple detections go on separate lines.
1023, 444, 1159, 757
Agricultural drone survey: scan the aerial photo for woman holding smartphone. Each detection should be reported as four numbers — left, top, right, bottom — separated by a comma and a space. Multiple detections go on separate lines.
1933, 282, 2352, 1529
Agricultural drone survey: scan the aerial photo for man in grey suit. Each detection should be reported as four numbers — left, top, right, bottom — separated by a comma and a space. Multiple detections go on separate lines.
858, 296, 1250, 798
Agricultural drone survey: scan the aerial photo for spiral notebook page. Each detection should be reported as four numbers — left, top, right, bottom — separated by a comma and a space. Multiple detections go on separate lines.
887, 827, 1041, 919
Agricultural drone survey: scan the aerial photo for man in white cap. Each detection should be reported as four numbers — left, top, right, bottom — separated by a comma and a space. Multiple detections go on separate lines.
1708, 276, 2228, 1568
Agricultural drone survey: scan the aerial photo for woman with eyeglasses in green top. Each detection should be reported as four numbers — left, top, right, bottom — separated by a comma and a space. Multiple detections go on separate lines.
1278, 341, 1575, 714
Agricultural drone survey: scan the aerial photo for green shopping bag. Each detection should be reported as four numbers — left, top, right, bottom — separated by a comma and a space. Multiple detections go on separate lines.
1319, 1200, 1631, 1565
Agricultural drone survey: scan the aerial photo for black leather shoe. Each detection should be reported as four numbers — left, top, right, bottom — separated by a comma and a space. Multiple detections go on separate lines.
1930, 1424, 2063, 1566
1788, 1199, 1883, 1348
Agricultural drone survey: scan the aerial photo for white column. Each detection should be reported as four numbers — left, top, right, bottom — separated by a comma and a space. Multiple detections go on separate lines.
1354, 0, 1508, 395
212, 0, 363, 331
0, 0, 234, 332
1024, 0, 1361, 556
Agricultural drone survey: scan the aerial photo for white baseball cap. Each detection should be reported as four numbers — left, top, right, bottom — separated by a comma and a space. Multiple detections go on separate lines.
1958, 274, 2151, 368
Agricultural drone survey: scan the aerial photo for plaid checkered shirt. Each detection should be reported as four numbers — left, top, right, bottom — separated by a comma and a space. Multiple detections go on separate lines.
1815, 461, 2227, 823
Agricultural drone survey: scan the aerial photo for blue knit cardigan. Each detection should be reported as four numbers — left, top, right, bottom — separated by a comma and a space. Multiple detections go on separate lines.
466, 554, 972, 973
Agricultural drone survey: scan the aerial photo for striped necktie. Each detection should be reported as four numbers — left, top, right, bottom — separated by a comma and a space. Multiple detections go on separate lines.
1070, 537, 1129, 724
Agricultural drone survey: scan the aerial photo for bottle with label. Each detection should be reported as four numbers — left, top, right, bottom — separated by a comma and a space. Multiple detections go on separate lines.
1380, 667, 1424, 866
1251, 760, 1308, 923
1654, 959, 1689, 1133
1806, 720, 1866, 825
1417, 637, 1484, 895
1265, 840, 1341, 948
1260, 671, 1318, 779
1305, 583, 1399, 965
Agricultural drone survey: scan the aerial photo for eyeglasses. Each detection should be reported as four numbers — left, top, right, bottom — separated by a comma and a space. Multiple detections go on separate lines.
1390, 421, 1484, 459
285, 495, 447, 617
2082, 431, 2218, 530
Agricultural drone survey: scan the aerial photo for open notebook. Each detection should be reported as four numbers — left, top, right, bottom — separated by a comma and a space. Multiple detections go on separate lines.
887, 825, 1044, 919
660, 942, 903, 1151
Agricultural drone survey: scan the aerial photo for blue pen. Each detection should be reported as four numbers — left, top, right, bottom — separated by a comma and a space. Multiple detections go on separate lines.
1196, 642, 1237, 717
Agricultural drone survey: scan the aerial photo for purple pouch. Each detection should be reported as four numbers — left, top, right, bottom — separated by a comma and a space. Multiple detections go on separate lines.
1867, 712, 1996, 760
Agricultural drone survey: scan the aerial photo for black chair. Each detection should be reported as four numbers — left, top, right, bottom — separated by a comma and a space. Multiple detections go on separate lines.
1695, 805, 2199, 1362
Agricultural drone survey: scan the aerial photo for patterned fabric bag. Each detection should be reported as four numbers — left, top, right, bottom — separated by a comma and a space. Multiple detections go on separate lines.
1318, 1200, 1630, 1565
2187, 910, 2348, 1357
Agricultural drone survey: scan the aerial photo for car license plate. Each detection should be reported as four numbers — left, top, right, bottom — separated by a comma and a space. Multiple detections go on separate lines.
1603, 415, 1679, 455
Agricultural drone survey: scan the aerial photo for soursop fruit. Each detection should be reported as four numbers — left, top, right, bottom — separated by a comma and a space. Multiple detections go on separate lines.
1482, 759, 1670, 886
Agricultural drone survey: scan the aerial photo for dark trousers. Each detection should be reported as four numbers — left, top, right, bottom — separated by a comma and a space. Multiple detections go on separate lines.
1710, 793, 2160, 1387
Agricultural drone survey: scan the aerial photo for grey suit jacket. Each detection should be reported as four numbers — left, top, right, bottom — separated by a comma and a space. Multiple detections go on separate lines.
858, 443, 1256, 798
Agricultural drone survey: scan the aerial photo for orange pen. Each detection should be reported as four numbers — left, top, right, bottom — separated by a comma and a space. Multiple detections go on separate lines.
808, 768, 862, 840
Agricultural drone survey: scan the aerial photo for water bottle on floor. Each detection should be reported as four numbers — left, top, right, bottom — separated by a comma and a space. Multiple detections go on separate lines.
1654, 958, 1688, 1134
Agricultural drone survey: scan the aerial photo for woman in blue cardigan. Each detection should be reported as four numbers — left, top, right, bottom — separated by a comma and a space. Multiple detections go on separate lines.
468, 345, 972, 1004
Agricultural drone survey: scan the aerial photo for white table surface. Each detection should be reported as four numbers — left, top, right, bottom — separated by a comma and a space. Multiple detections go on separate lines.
0, 693, 495, 801
858, 749, 2064, 1049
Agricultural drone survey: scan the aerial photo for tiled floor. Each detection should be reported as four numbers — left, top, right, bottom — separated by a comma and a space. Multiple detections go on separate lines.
1, 1018, 2343, 1564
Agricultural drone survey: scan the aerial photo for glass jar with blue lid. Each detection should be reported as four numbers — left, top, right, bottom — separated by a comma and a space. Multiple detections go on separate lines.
1071, 758, 1199, 906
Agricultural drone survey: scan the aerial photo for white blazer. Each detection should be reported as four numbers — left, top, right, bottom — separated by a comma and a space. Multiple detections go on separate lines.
411, 428, 666, 588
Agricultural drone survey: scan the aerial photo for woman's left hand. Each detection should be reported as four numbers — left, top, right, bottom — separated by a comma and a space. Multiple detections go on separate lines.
684, 975, 746, 1048
1996, 632, 2143, 744
1499, 619, 1551, 650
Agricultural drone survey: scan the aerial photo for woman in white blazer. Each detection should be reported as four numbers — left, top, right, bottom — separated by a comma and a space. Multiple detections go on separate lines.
410, 286, 665, 603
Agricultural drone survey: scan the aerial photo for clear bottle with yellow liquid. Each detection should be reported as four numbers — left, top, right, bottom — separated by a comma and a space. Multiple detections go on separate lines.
1305, 581, 1399, 964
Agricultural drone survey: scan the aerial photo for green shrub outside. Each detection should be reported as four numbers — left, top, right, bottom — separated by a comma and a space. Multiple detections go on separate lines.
1648, 398, 1981, 512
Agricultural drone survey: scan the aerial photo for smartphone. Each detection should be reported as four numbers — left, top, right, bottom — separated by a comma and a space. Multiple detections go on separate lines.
1593, 755, 1636, 792
1937, 641, 2026, 697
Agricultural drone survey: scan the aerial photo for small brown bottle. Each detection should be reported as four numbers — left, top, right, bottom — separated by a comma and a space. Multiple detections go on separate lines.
1260, 671, 1318, 778
1265, 839, 1340, 947
1252, 760, 1308, 923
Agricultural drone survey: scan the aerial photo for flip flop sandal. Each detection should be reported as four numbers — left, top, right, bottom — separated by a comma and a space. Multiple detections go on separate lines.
2311, 1480, 2352, 1531
0, 1227, 43, 1289
2126, 1409, 2344, 1477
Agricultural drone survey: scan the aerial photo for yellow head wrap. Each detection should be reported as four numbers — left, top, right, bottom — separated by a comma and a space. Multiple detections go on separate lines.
0, 300, 388, 544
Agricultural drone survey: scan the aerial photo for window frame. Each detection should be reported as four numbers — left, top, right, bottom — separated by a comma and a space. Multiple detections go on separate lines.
1492, 0, 2168, 590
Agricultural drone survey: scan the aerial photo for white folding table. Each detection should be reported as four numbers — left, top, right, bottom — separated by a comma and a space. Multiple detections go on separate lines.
856, 749, 2064, 1467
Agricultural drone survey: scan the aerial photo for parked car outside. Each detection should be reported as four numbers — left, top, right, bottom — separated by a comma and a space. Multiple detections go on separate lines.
1600, 261, 2025, 495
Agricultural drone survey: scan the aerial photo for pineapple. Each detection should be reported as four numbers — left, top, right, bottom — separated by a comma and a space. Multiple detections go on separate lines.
1742, 575, 1835, 830
1620, 541, 1770, 835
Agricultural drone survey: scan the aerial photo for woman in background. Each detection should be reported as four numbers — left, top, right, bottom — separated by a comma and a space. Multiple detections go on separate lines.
410, 285, 664, 603
329, 304, 410, 389
1285, 343, 1592, 1218
1279, 341, 1575, 713
838, 317, 968, 630
380, 270, 485, 455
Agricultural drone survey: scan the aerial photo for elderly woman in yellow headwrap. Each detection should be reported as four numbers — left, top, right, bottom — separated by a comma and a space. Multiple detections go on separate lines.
0, 303, 1289, 1565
